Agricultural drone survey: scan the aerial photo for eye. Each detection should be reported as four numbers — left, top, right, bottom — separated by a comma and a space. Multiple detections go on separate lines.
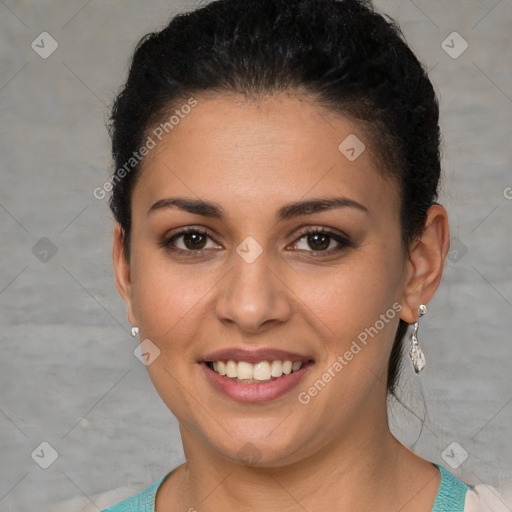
161, 226, 353, 257
290, 227, 352, 255
161, 227, 221, 256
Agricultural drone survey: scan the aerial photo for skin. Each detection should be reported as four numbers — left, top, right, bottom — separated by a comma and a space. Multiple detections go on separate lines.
113, 91, 450, 512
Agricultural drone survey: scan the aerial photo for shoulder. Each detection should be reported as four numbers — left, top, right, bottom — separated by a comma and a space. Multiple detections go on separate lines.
99, 474, 168, 512
53, 468, 177, 512
52, 485, 142, 512
432, 464, 472, 512
53, 475, 171, 512
464, 483, 512, 512
432, 464, 512, 512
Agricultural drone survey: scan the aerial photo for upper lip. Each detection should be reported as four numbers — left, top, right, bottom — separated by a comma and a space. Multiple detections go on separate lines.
201, 348, 313, 364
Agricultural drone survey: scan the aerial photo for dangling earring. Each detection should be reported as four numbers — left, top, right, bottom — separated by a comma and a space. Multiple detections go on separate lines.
131, 326, 139, 337
409, 304, 426, 374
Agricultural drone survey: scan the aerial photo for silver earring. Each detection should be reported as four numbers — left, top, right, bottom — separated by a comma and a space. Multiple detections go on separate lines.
409, 304, 426, 374
131, 326, 139, 337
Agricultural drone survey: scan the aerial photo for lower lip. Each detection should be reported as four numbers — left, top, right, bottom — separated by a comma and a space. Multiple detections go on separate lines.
201, 362, 313, 403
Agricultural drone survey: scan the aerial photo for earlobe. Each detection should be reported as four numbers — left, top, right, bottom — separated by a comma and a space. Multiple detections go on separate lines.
400, 205, 450, 324
112, 223, 137, 326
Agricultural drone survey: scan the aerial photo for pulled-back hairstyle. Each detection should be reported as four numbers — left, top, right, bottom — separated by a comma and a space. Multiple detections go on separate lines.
108, 0, 442, 397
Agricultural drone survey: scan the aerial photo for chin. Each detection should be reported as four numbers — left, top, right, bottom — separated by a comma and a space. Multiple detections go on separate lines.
209, 428, 312, 469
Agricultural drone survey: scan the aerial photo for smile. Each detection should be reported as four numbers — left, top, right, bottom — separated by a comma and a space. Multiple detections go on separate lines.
206, 359, 305, 383
202, 357, 315, 403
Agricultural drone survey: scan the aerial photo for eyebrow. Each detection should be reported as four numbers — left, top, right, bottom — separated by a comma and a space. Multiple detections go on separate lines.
147, 196, 368, 221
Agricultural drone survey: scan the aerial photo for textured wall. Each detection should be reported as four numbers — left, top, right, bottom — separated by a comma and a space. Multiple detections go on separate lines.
0, 1, 511, 510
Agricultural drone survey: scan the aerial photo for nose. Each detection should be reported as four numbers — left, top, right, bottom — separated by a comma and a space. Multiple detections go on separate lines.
214, 244, 293, 334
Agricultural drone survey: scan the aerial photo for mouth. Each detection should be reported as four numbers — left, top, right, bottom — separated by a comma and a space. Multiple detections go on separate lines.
205, 359, 313, 383
200, 349, 315, 403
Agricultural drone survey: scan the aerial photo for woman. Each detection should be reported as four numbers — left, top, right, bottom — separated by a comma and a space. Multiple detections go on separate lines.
100, 0, 508, 510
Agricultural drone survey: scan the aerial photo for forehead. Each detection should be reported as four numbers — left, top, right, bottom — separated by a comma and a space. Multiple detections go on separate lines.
133, 92, 398, 223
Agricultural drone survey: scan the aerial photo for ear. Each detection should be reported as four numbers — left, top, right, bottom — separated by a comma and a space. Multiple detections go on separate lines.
112, 223, 137, 327
400, 204, 450, 323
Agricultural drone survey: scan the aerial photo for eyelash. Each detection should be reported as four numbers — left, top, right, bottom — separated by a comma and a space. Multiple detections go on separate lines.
160, 226, 353, 258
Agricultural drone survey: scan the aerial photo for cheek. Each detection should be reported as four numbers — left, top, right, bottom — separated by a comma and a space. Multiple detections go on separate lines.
129, 249, 218, 345
293, 257, 403, 417
300, 248, 403, 336
128, 252, 217, 420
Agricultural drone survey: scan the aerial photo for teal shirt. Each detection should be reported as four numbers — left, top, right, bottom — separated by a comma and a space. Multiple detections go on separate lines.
102, 463, 473, 512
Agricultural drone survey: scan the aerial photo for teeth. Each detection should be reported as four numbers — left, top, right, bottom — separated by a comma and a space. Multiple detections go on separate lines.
292, 361, 302, 372
209, 359, 304, 381
237, 361, 253, 379
217, 361, 226, 376
226, 360, 237, 378
270, 360, 283, 377
253, 361, 271, 381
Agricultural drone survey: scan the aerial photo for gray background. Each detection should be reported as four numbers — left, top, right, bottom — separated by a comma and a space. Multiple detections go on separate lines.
0, 1, 511, 510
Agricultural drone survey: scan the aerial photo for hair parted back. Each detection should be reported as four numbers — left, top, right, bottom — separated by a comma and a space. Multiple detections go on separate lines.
108, 0, 442, 397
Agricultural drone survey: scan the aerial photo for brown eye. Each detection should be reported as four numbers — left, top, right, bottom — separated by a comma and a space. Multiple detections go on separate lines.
306, 232, 331, 251
181, 232, 208, 250
291, 227, 353, 255
162, 227, 221, 255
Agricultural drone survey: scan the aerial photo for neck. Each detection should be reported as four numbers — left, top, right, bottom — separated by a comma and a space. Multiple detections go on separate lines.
165, 423, 436, 512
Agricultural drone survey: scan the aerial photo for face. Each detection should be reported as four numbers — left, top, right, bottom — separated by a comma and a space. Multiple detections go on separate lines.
115, 92, 415, 467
